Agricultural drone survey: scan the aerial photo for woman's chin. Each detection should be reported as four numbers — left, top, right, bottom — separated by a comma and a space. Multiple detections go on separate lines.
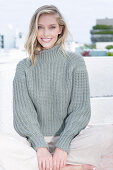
41, 42, 55, 49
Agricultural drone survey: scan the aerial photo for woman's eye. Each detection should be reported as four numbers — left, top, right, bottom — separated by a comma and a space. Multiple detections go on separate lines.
38, 26, 56, 29
38, 26, 43, 29
50, 27, 56, 29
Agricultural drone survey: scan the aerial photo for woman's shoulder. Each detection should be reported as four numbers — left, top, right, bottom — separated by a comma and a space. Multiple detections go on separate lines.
14, 57, 32, 80
16, 57, 32, 70
65, 51, 86, 69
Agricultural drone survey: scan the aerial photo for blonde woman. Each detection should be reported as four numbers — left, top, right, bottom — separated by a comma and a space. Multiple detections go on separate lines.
8, 4, 113, 170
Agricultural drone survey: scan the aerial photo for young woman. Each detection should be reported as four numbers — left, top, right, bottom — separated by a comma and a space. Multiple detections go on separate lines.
1, 4, 112, 170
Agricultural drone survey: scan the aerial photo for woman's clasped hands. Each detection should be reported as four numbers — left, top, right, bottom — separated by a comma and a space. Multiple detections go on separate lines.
37, 147, 67, 170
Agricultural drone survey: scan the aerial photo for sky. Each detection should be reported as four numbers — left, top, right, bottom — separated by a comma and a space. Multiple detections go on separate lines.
0, 0, 113, 43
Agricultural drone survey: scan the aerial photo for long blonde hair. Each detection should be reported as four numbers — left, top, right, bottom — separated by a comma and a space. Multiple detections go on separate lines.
24, 5, 69, 65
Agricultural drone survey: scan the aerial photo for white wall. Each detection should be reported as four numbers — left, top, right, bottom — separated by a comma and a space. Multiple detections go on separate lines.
96, 42, 113, 50
85, 56, 113, 97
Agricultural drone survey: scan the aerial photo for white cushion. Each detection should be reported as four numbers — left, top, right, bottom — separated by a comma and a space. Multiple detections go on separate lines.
85, 57, 113, 97
89, 97, 113, 125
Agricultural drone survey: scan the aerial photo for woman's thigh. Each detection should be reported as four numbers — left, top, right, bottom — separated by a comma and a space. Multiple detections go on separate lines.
0, 134, 38, 170
66, 125, 113, 168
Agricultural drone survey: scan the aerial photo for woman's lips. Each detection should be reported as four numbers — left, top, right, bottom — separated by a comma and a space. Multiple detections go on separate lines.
41, 38, 52, 43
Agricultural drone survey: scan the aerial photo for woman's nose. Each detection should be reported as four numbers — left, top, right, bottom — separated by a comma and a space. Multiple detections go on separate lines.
43, 28, 50, 37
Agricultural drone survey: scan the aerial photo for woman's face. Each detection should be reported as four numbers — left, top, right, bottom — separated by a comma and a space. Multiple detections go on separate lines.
37, 14, 62, 50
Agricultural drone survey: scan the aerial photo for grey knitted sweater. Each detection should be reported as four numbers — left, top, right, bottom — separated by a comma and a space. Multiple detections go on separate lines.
13, 43, 91, 154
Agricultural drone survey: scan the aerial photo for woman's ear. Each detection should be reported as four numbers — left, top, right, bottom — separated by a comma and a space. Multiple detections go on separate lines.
58, 26, 63, 35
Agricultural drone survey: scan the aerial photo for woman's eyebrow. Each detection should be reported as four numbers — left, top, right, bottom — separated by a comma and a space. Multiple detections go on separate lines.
38, 24, 57, 26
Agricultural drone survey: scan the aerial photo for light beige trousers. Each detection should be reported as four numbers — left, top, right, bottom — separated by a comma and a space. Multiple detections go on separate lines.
0, 124, 113, 170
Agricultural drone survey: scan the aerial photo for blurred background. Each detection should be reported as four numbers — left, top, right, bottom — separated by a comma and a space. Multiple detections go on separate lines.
0, 0, 113, 54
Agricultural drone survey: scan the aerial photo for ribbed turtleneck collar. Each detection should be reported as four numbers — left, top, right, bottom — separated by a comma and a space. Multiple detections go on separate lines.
35, 42, 63, 63
37, 42, 62, 57
40, 42, 62, 54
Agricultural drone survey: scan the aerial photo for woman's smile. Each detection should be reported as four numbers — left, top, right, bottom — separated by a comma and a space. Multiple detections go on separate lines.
41, 38, 52, 43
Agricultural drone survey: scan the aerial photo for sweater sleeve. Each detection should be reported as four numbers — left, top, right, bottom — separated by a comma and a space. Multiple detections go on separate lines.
13, 59, 49, 151
55, 54, 91, 154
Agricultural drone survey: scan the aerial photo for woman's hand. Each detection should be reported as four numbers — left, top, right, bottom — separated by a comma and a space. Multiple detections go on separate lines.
52, 148, 67, 170
37, 147, 53, 170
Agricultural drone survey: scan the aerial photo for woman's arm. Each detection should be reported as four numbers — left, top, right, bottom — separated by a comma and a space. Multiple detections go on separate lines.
13, 59, 49, 151
55, 54, 91, 154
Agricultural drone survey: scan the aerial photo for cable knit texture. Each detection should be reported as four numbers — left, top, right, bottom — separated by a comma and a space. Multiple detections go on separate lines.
13, 43, 91, 154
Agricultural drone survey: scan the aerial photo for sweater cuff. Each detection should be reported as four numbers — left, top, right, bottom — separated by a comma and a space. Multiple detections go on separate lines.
54, 135, 73, 154
27, 135, 49, 152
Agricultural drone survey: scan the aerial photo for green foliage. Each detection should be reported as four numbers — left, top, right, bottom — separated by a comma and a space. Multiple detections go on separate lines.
107, 52, 113, 56
93, 25, 113, 30
91, 36, 113, 43
94, 31, 113, 34
84, 43, 96, 49
105, 45, 113, 50
91, 24, 113, 43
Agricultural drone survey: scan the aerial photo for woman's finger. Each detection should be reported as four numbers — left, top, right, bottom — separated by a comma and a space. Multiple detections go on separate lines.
45, 159, 49, 170
63, 160, 66, 167
56, 160, 60, 170
38, 160, 42, 170
60, 160, 64, 169
42, 160, 46, 170
49, 158, 53, 170
53, 159, 56, 170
